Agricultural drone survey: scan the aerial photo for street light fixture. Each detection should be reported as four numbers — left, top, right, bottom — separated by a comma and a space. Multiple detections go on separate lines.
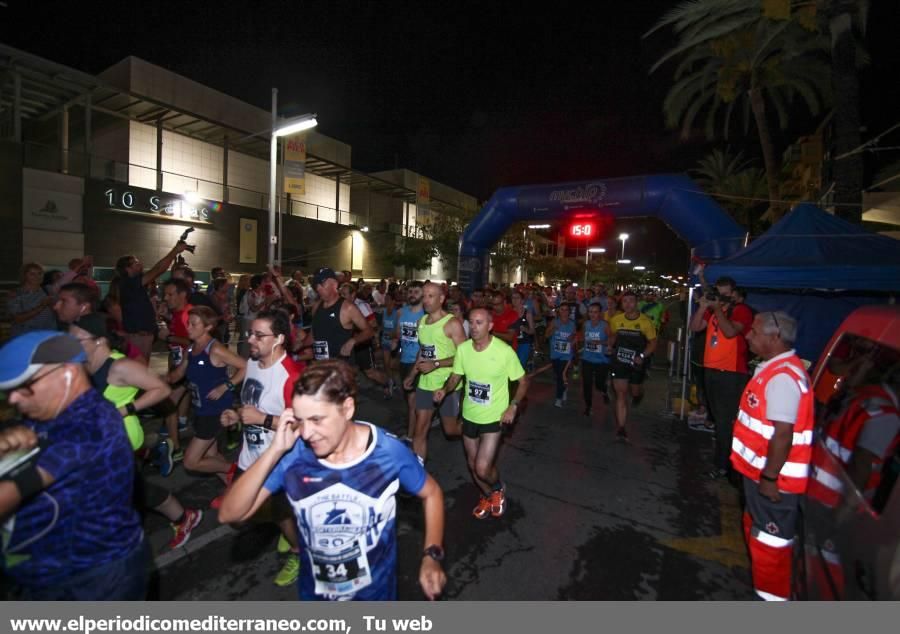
528, 224, 551, 229
268, 87, 318, 266
618, 233, 629, 259
634, 265, 646, 271
583, 247, 606, 287
617, 259, 631, 264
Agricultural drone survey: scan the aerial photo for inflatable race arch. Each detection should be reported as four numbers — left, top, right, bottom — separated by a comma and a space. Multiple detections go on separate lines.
457, 174, 747, 291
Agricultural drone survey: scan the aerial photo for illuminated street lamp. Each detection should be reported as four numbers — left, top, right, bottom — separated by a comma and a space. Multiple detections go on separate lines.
268, 87, 318, 266
584, 247, 606, 287
618, 233, 629, 259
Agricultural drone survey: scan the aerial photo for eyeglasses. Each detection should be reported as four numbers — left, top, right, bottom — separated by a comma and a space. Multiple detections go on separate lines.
247, 331, 276, 340
14, 364, 66, 396
771, 313, 781, 336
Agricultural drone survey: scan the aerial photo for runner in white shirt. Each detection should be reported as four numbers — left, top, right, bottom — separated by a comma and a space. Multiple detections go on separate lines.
220, 309, 305, 587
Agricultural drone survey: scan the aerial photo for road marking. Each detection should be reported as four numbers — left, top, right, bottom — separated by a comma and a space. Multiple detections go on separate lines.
661, 485, 748, 569
154, 523, 237, 570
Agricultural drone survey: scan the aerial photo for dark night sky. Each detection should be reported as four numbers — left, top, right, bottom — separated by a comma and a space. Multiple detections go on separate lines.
2, 0, 896, 273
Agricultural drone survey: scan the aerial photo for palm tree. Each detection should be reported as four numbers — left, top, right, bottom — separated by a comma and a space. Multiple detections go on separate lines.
823, 0, 869, 222
691, 148, 768, 232
646, 1, 831, 218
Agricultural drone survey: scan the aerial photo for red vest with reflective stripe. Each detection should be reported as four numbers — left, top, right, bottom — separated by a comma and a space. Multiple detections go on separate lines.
731, 353, 814, 494
808, 385, 900, 506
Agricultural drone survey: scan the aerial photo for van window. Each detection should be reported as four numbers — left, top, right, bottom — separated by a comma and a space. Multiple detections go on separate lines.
814, 333, 900, 514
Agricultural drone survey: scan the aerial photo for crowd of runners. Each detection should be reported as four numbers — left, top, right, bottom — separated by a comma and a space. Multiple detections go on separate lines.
0, 238, 684, 601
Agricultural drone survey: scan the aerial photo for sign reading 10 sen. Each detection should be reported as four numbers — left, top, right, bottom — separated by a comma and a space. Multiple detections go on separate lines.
104, 187, 214, 223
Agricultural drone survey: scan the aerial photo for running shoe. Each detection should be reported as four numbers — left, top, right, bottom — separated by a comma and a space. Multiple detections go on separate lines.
225, 426, 240, 451
708, 468, 728, 480
274, 554, 301, 587
687, 420, 715, 434
488, 489, 506, 518
168, 508, 203, 549
178, 418, 190, 433
224, 462, 238, 486
572, 366, 580, 380
277, 534, 291, 554
562, 388, 568, 402
157, 439, 175, 477
554, 398, 563, 408
472, 495, 492, 520
172, 447, 184, 463
615, 427, 629, 442
157, 424, 169, 438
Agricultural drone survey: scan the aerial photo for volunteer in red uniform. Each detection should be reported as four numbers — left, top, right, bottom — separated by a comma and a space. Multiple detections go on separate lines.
730, 311, 813, 601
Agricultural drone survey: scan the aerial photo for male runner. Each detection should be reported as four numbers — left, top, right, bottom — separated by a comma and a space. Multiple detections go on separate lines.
403, 282, 466, 461
339, 282, 389, 389
310, 268, 374, 363
220, 309, 305, 587
394, 282, 425, 440
434, 308, 528, 519
608, 290, 657, 441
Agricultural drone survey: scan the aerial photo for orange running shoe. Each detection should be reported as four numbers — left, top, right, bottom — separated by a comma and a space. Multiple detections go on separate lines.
472, 495, 492, 520
488, 489, 506, 518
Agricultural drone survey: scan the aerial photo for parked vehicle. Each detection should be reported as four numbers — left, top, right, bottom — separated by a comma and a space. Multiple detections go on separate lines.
794, 305, 900, 600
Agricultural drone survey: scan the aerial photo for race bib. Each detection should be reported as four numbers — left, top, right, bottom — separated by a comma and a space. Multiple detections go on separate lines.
169, 345, 184, 367
586, 334, 602, 353
309, 537, 372, 598
553, 340, 571, 354
314, 340, 330, 360
616, 348, 637, 364
468, 380, 492, 406
244, 425, 267, 447
400, 323, 418, 342
421, 344, 436, 360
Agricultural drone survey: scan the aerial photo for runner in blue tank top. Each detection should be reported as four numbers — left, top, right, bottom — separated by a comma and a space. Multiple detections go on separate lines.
580, 303, 612, 416
168, 306, 246, 495
545, 304, 576, 407
393, 282, 425, 441
380, 291, 400, 399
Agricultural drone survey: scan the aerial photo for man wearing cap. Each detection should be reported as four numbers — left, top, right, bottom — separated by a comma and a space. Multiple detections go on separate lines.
0, 331, 147, 599
309, 267, 374, 363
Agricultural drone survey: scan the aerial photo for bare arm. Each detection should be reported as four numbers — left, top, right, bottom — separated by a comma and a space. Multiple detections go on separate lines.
110, 359, 172, 414
417, 474, 447, 600
142, 243, 187, 286
712, 302, 747, 339
758, 421, 795, 502
689, 299, 710, 332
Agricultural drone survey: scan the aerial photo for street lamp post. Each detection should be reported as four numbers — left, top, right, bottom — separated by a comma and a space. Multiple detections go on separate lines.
584, 247, 606, 288
618, 233, 629, 260
268, 87, 318, 267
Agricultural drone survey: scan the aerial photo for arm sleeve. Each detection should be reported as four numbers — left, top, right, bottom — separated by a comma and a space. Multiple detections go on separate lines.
394, 440, 428, 495
765, 374, 802, 424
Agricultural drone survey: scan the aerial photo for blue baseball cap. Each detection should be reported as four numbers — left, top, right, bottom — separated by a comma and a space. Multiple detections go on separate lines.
0, 331, 87, 390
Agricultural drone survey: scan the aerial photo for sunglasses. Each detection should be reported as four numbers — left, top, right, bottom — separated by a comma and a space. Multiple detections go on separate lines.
13, 364, 66, 396
247, 331, 276, 340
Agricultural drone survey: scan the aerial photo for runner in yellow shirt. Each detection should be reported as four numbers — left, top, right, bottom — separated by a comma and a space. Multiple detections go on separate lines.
608, 290, 657, 441
434, 308, 529, 520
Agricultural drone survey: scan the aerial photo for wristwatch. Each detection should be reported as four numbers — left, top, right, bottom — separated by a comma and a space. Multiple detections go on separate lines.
263, 414, 274, 430
423, 544, 445, 562
510, 399, 519, 408
433, 359, 441, 368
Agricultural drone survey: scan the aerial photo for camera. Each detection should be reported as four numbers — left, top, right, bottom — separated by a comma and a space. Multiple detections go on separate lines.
178, 227, 196, 254
704, 287, 733, 304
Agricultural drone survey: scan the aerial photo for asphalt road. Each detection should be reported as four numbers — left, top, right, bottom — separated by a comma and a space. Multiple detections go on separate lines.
138, 354, 754, 601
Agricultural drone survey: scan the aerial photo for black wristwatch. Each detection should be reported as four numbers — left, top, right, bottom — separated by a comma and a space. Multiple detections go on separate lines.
263, 414, 274, 430
225, 381, 235, 392
760, 472, 778, 483
125, 402, 138, 416
423, 544, 445, 562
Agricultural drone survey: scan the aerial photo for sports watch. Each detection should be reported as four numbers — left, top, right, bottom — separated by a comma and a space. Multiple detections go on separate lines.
423, 544, 445, 562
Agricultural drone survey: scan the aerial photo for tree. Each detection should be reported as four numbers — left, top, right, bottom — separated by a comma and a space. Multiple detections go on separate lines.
390, 236, 435, 278
426, 208, 477, 274
647, 1, 831, 219
822, 0, 869, 222
691, 148, 768, 232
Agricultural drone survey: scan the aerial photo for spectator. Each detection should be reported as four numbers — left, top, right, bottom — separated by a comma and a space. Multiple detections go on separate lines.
689, 274, 754, 480
115, 242, 189, 363
171, 265, 217, 312
8, 263, 57, 336
52, 282, 95, 326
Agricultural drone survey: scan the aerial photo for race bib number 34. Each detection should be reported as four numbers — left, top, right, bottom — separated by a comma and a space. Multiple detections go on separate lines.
468, 380, 492, 405
310, 537, 372, 598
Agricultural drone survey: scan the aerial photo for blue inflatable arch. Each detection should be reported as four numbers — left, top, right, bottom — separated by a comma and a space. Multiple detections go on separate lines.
457, 174, 747, 292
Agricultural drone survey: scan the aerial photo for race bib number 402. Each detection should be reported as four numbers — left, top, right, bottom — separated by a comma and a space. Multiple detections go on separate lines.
421, 344, 436, 360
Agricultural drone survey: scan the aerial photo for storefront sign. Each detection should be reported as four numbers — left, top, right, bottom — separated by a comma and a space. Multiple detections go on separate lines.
240, 218, 258, 264
102, 186, 215, 223
283, 134, 307, 196
22, 168, 83, 233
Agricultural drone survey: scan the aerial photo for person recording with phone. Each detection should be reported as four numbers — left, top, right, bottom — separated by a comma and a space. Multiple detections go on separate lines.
689, 272, 754, 480
115, 236, 191, 364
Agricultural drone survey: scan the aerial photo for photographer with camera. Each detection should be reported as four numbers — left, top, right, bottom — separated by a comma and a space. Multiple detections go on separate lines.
689, 273, 754, 480
115, 236, 191, 364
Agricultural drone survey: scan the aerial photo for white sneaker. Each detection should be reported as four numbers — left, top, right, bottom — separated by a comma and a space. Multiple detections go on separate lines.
554, 398, 563, 408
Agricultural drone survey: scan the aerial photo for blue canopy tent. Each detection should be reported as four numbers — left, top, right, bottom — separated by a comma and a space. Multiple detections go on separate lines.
704, 203, 900, 362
